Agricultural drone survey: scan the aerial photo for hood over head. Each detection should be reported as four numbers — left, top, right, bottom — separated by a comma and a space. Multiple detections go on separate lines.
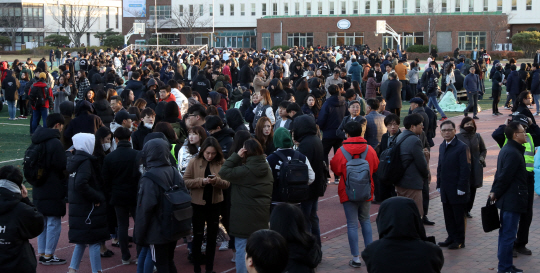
208, 91, 221, 106
376, 197, 428, 241
273, 127, 293, 148
60, 100, 75, 117
308, 77, 321, 90
143, 138, 172, 168
72, 133, 95, 154
521, 63, 527, 70
146, 78, 158, 88
293, 115, 318, 142
225, 108, 245, 130
75, 100, 95, 116
242, 90, 251, 100
31, 126, 61, 144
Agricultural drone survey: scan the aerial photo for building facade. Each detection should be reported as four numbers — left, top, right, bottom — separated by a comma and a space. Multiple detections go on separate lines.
0, 0, 122, 50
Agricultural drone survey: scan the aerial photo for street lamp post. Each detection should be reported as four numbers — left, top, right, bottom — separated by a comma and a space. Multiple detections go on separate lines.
155, 0, 158, 52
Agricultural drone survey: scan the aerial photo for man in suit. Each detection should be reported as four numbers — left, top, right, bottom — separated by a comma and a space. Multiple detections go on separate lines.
437, 120, 471, 250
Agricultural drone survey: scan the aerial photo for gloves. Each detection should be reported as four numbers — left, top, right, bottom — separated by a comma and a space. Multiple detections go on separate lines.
506, 92, 509, 95
436, 188, 440, 193
457, 190, 465, 196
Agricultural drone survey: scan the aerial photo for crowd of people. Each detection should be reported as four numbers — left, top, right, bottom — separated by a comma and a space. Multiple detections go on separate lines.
0, 43, 537, 273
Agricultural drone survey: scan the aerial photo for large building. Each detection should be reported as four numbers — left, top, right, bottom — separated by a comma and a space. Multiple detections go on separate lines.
0, 0, 122, 50
122, 0, 539, 51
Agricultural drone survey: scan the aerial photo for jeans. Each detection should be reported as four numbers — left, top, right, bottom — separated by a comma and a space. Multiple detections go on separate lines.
342, 201, 373, 257
235, 238, 248, 273
137, 246, 154, 273
427, 96, 446, 118
497, 210, 520, 272
192, 203, 221, 273
151, 241, 177, 273
533, 94, 540, 114
464, 92, 478, 117
300, 198, 321, 246
31, 107, 48, 133
7, 100, 17, 119
69, 243, 101, 273
56, 58, 61, 67
115, 205, 136, 261
445, 83, 458, 100
37, 216, 62, 255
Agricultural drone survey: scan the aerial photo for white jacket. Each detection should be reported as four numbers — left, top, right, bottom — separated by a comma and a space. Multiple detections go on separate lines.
170, 88, 189, 116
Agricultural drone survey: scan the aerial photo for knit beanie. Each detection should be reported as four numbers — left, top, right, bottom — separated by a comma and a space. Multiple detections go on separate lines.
273, 127, 293, 149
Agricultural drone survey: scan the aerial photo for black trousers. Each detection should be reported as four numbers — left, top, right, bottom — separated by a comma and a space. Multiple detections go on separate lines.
220, 187, 235, 249
322, 138, 343, 165
422, 179, 430, 216
192, 202, 221, 273
388, 108, 401, 117
492, 89, 501, 114
374, 172, 396, 202
466, 186, 477, 213
115, 205, 136, 261
19, 100, 29, 116
442, 202, 467, 244
152, 241, 177, 273
515, 172, 535, 248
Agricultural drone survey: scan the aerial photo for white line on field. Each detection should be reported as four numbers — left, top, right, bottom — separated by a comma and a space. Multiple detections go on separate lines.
0, 158, 23, 164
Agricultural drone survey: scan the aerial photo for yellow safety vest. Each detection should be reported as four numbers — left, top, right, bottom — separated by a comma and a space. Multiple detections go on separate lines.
171, 144, 178, 165
502, 133, 535, 172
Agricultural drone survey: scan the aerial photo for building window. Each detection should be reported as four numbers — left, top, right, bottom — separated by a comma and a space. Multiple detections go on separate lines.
377, 0, 382, 14
272, 3, 276, 15
287, 32, 313, 48
179, 5, 183, 16
220, 4, 224, 16
353, 1, 358, 14
458, 31, 486, 51
428, 0, 433, 12
403, 0, 408, 13
21, 3, 43, 28
199, 4, 203, 16
295, 2, 300, 15
115, 7, 118, 28
512, 0, 517, 11
307, 2, 311, 15
402, 32, 424, 49
240, 3, 245, 16
262, 3, 266, 16
189, 5, 193, 16
341, 1, 346, 14
318, 2, 323, 14
365, 1, 370, 14
329, 1, 335, 15
526, 0, 532, 10
482, 0, 488, 11
442, 0, 447, 12
327, 32, 364, 46
497, 0, 502, 11
230, 4, 234, 16
455, 0, 460, 12
209, 4, 212, 16
149, 5, 171, 20
106, 7, 109, 28
262, 33, 271, 50
215, 30, 256, 48
251, 3, 255, 16
284, 3, 288, 15
469, 0, 474, 12
390, 0, 395, 14
415, 0, 420, 13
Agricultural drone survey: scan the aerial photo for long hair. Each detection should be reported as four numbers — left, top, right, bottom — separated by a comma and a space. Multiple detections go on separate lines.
106, 89, 118, 102
445, 63, 454, 75
255, 116, 273, 151
153, 121, 182, 145
197, 136, 224, 164
259, 88, 273, 106
270, 203, 315, 248
512, 91, 531, 113
459, 116, 476, 131
244, 138, 264, 158
187, 125, 207, 155
93, 126, 112, 157
228, 130, 252, 158
193, 91, 207, 107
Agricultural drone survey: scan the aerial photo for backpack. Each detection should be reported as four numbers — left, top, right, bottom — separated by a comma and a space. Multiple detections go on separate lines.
29, 85, 47, 108
340, 146, 372, 201
275, 151, 310, 203
377, 134, 414, 186
142, 169, 192, 241
23, 143, 47, 186
426, 71, 438, 94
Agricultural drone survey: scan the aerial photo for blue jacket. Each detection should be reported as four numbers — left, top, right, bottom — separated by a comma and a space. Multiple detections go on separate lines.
348, 62, 362, 83
506, 70, 521, 95
531, 69, 540, 95
463, 73, 480, 94
317, 95, 347, 139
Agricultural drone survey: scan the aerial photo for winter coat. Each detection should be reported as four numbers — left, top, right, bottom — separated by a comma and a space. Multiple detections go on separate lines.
0, 186, 44, 273
506, 70, 521, 95
183, 64, 199, 83
102, 141, 141, 207
362, 197, 444, 273
226, 108, 249, 132
366, 77, 381, 99
330, 136, 379, 203
192, 74, 212, 102
184, 157, 230, 205
134, 138, 189, 245
408, 67, 420, 84
464, 73, 480, 94
31, 126, 67, 216
385, 79, 402, 109
211, 128, 235, 157
283, 240, 322, 273
64, 102, 104, 140
348, 61, 362, 83
52, 84, 71, 114
253, 75, 271, 94
436, 137, 471, 205
491, 139, 529, 213
412, 106, 430, 134
92, 99, 114, 128
29, 81, 53, 110
365, 111, 387, 150
336, 115, 367, 139
131, 122, 153, 150
317, 95, 347, 139
239, 91, 252, 118
67, 150, 109, 244
395, 130, 429, 190
125, 79, 146, 100
218, 153, 273, 238
457, 129, 487, 188
492, 69, 504, 93
2, 72, 19, 101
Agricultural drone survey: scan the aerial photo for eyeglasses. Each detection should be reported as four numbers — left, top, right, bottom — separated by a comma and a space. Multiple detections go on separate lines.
441, 129, 454, 132
515, 131, 526, 135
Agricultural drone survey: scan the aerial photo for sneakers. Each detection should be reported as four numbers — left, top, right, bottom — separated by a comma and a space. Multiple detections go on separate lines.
231, 252, 236, 263
466, 212, 473, 218
19, 115, 27, 119
504, 106, 511, 110
40, 255, 67, 265
535, 113, 540, 116
219, 241, 229, 251
439, 117, 448, 121
7, 117, 18, 120
201, 243, 206, 252
122, 258, 133, 265
473, 116, 479, 120
349, 260, 362, 268
500, 265, 525, 273
334, 177, 340, 185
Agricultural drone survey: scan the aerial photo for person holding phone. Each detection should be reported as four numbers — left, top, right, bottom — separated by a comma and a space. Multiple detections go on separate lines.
184, 137, 230, 273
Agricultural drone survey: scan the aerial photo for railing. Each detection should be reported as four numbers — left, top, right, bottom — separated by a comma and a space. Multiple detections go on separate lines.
120, 44, 208, 53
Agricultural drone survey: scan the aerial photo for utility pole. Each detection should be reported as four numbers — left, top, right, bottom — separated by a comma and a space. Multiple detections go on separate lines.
428, 18, 431, 53
155, 0, 158, 52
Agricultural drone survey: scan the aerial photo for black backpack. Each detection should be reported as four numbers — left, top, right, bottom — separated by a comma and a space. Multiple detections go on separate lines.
29, 85, 47, 109
426, 71, 438, 94
23, 143, 47, 186
275, 151, 310, 203
377, 134, 414, 186
143, 169, 192, 241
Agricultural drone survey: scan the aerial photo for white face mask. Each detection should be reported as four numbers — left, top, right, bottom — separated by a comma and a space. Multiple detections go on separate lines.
102, 143, 111, 151
144, 123, 153, 129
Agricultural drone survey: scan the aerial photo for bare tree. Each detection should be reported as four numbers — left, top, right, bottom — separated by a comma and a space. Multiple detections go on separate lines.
0, 3, 23, 51
486, 14, 511, 51
416, 1, 443, 54
170, 5, 212, 45
47, 0, 101, 47
123, 7, 171, 42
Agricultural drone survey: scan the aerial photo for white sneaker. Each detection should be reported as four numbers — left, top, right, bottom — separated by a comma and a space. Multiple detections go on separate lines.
231, 252, 236, 263
201, 243, 206, 252
219, 241, 229, 251
534, 113, 540, 116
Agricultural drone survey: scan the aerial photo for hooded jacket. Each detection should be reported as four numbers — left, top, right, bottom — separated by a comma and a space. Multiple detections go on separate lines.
102, 140, 141, 207
192, 74, 212, 102
395, 130, 429, 190
361, 197, 444, 273
218, 153, 273, 238
2, 70, 19, 101
284, 240, 322, 273
134, 138, 188, 245
29, 80, 53, 110
125, 79, 145, 100
92, 99, 114, 128
330, 136, 379, 203
64, 100, 104, 141
208, 91, 226, 121
211, 127, 235, 157
457, 128, 487, 188
225, 108, 248, 132
348, 61, 362, 83
269, 78, 287, 113
0, 182, 44, 273
66, 134, 109, 244
31, 126, 67, 216
506, 70, 521, 95
317, 95, 347, 139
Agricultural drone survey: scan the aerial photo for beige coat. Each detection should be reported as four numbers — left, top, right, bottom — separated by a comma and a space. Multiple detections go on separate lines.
184, 157, 230, 205
253, 75, 271, 94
